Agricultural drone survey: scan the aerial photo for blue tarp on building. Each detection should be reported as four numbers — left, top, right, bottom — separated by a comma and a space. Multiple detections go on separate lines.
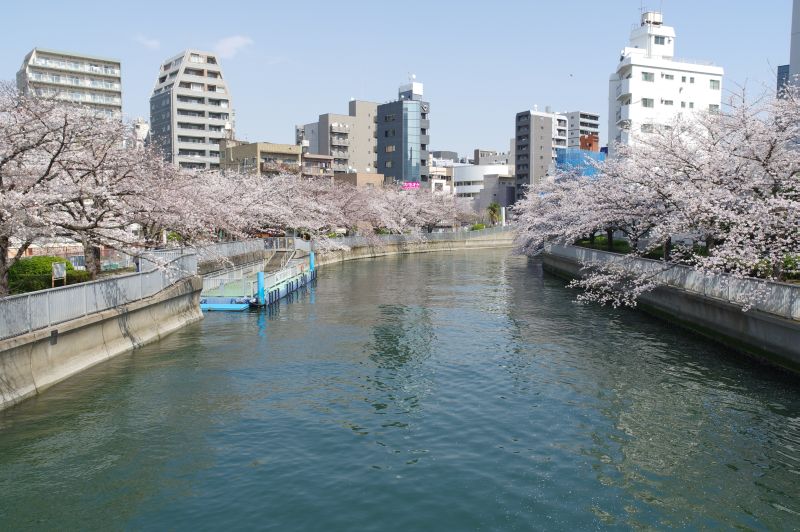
555, 149, 606, 177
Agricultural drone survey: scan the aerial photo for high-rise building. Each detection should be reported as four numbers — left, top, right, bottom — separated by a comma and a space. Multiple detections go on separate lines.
296, 99, 379, 174
149, 50, 234, 170
564, 111, 600, 149
377, 81, 431, 184
514, 108, 567, 198
16, 48, 122, 118
778, 64, 791, 96
608, 11, 724, 156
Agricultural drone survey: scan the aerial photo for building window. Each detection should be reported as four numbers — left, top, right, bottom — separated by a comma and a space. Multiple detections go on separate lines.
642, 98, 654, 108
642, 72, 655, 82
681, 101, 686, 108
709, 104, 720, 113
689, 102, 695, 109
385, 161, 392, 168
710, 79, 720, 90
663, 100, 674, 106
385, 145, 395, 153
662, 73, 674, 80
682, 76, 687, 82
654, 36, 666, 45
641, 123, 654, 133
690, 77, 695, 84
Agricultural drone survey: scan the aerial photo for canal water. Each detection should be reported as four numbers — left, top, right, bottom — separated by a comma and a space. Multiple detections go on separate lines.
1, 250, 799, 530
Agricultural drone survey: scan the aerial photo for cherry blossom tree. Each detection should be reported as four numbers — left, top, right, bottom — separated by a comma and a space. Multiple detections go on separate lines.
514, 88, 800, 308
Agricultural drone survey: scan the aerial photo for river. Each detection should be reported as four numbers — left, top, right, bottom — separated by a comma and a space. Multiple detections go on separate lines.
1, 249, 799, 530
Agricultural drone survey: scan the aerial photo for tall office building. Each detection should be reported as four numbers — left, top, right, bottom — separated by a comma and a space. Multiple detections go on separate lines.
16, 48, 122, 118
296, 99, 379, 174
608, 11, 724, 156
149, 50, 234, 170
514, 108, 567, 198
778, 64, 791, 97
376, 81, 431, 184
564, 111, 600, 149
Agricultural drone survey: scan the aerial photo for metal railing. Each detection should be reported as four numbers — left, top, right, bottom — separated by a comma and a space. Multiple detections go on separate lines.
545, 244, 800, 321
0, 254, 198, 341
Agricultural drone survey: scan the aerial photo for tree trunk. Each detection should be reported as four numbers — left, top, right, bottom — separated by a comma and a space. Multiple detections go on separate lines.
663, 236, 672, 262
606, 228, 614, 252
589, 232, 596, 245
82, 236, 101, 280
0, 236, 10, 297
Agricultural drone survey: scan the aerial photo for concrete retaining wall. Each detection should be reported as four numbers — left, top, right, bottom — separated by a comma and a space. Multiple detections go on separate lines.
542, 252, 800, 374
315, 232, 514, 268
0, 276, 203, 411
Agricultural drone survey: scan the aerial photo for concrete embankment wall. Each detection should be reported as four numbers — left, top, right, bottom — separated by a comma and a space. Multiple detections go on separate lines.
0, 277, 203, 411
315, 232, 514, 268
541, 252, 800, 374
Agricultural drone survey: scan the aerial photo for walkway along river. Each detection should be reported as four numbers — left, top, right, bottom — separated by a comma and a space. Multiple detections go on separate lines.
0, 249, 799, 529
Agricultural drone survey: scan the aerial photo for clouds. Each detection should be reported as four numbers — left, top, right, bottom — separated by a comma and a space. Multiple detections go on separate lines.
213, 35, 254, 59
135, 34, 160, 50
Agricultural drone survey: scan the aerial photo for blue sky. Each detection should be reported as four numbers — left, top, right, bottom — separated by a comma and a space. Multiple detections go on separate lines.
0, 0, 792, 155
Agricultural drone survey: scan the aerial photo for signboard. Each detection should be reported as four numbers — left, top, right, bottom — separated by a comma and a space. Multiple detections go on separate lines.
402, 181, 420, 190
52, 262, 67, 288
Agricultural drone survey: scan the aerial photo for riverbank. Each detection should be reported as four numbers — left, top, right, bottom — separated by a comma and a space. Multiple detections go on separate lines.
0, 276, 202, 410
541, 244, 800, 374
314, 229, 515, 268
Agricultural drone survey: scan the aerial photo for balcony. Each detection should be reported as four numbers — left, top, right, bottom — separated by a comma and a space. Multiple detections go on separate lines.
31, 58, 120, 78
330, 137, 350, 147
330, 123, 350, 133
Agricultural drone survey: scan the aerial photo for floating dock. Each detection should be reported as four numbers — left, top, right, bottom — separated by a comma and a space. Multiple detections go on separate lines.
199, 250, 316, 311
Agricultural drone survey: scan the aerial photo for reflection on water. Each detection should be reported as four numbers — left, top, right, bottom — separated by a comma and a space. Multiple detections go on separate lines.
0, 250, 798, 530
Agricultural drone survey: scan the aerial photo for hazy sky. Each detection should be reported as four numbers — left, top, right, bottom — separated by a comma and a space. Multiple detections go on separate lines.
0, 0, 792, 155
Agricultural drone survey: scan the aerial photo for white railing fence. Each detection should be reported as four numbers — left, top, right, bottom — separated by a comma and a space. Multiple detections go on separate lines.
0, 254, 198, 341
545, 244, 800, 321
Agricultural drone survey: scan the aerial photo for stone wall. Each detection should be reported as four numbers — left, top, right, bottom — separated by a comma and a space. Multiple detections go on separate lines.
0, 277, 203, 411
315, 232, 515, 268
541, 250, 800, 374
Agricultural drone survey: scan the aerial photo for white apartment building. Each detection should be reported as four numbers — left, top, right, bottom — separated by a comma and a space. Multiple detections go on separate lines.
564, 111, 600, 148
608, 11, 724, 156
453, 163, 513, 209
149, 50, 234, 170
791, 0, 800, 83
16, 48, 122, 118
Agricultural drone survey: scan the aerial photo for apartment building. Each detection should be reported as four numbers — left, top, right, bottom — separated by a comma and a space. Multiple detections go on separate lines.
377, 81, 431, 184
149, 50, 234, 170
564, 111, 600, 149
514, 108, 567, 198
16, 48, 122, 118
219, 139, 300, 175
296, 99, 378, 174
608, 11, 724, 155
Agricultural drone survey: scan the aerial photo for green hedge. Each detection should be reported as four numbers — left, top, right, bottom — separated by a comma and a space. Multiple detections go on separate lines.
8, 256, 90, 294
471, 223, 486, 231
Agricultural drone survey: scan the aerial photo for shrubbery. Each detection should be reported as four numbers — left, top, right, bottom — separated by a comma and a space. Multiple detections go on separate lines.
7, 256, 90, 294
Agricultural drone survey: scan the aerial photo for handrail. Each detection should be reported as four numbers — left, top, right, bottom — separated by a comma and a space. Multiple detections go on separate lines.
0, 254, 198, 341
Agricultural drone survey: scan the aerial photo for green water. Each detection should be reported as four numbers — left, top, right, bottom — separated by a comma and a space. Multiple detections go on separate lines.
1, 250, 799, 530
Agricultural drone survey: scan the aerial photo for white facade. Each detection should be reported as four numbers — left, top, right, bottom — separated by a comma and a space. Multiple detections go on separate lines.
149, 50, 234, 170
16, 48, 122, 118
565, 111, 600, 148
608, 12, 724, 156
453, 163, 511, 204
